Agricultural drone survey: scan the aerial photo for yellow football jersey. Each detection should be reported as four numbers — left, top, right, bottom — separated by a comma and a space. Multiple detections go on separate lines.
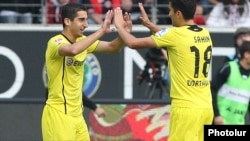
45, 34, 99, 116
151, 25, 213, 108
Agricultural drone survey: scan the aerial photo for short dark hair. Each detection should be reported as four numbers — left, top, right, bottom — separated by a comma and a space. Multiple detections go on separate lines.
169, 0, 196, 20
234, 27, 250, 48
239, 41, 250, 59
61, 3, 87, 27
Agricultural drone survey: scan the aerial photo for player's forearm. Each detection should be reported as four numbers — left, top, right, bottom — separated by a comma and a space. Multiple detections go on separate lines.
83, 95, 97, 111
74, 29, 105, 54
116, 27, 136, 48
145, 22, 161, 34
109, 37, 126, 53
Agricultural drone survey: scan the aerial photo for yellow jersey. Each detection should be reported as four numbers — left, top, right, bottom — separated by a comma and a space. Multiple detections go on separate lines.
151, 25, 213, 108
45, 34, 99, 116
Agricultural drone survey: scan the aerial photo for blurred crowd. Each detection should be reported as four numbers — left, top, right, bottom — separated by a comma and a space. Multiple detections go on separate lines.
0, 0, 250, 26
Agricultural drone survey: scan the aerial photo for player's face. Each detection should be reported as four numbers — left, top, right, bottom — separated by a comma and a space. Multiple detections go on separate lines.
70, 11, 88, 37
236, 33, 250, 47
244, 51, 250, 65
168, 2, 178, 26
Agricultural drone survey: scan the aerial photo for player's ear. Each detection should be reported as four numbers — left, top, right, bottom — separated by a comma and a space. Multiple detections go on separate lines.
64, 18, 71, 26
176, 10, 182, 18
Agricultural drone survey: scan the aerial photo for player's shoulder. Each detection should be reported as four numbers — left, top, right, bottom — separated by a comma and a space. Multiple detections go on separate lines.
48, 34, 67, 45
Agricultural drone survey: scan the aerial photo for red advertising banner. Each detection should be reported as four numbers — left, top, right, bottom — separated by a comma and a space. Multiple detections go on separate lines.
88, 104, 170, 141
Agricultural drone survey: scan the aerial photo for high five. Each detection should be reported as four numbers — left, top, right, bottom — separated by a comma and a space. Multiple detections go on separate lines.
114, 1, 214, 141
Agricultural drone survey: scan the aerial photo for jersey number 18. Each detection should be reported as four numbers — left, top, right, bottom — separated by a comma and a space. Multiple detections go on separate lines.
190, 46, 212, 78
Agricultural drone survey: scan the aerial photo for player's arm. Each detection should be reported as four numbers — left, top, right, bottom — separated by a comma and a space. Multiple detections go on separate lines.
113, 8, 157, 49
58, 10, 114, 56
83, 93, 106, 117
138, 2, 161, 34
94, 11, 132, 53
83, 94, 97, 111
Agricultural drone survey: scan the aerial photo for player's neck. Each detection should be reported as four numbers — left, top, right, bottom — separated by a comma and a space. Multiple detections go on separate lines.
240, 59, 250, 70
177, 19, 196, 27
185, 19, 195, 26
61, 31, 77, 43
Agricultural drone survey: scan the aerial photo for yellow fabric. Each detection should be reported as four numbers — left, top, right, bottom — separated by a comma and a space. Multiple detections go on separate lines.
168, 107, 213, 141
42, 105, 90, 141
151, 26, 213, 108
45, 34, 98, 116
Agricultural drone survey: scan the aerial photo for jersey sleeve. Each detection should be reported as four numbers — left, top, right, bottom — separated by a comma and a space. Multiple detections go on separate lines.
151, 28, 176, 49
47, 36, 67, 58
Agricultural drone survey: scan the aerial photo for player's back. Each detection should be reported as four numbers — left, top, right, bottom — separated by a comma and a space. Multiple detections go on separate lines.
170, 25, 212, 108
153, 25, 213, 108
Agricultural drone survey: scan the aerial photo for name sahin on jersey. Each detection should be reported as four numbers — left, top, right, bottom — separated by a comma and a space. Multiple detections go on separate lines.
194, 36, 210, 43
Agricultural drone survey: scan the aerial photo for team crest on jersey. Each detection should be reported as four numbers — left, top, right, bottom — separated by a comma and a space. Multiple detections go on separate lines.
54, 38, 63, 44
83, 54, 102, 97
42, 54, 101, 97
155, 28, 168, 37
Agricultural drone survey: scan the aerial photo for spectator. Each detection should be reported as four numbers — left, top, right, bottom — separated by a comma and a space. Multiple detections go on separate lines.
80, 0, 121, 24
194, 3, 206, 25
211, 41, 250, 125
209, 0, 219, 5
206, 0, 250, 27
46, 0, 76, 24
199, 0, 218, 15
80, 0, 151, 24
120, 0, 132, 13
0, 0, 38, 24
33, 0, 43, 24
120, 0, 152, 24
121, 0, 138, 24
225, 27, 250, 62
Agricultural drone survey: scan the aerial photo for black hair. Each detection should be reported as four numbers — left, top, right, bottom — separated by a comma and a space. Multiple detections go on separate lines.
239, 41, 250, 59
169, 0, 197, 20
61, 3, 87, 27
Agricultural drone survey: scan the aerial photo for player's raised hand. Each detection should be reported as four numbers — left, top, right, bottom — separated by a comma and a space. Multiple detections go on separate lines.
113, 7, 125, 29
138, 2, 151, 27
101, 10, 115, 33
138, 2, 161, 33
123, 12, 132, 33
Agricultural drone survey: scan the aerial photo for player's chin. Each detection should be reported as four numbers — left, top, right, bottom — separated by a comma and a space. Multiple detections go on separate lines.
80, 29, 84, 35
78, 31, 84, 36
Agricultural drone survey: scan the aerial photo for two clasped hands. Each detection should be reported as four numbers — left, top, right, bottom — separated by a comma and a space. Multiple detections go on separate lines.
103, 2, 151, 34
